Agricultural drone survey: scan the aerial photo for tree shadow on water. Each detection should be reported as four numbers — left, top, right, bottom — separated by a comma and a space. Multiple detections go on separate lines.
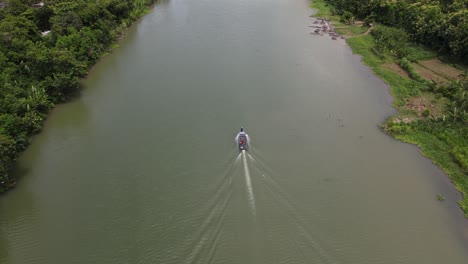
0, 165, 38, 264
0, 229, 10, 264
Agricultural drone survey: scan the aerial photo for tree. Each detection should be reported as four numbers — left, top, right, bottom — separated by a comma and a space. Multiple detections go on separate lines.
50, 11, 83, 35
371, 25, 409, 58
4, 0, 29, 16
0, 15, 40, 49
0, 133, 17, 188
364, 13, 377, 26
32, 5, 54, 31
341, 11, 353, 24
444, 80, 468, 122
444, 9, 468, 61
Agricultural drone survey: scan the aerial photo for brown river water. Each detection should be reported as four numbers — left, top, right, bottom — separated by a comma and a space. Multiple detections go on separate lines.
1, 0, 468, 263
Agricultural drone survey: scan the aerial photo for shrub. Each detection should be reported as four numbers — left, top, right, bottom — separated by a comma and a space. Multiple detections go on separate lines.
422, 109, 431, 117
371, 25, 409, 58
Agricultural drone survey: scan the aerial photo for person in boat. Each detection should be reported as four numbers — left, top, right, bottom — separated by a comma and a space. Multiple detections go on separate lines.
235, 127, 250, 146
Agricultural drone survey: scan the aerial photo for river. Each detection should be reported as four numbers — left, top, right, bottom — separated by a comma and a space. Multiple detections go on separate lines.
1, 0, 468, 263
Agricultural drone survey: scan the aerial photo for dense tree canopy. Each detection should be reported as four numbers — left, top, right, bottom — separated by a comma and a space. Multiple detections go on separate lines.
324, 0, 468, 62
0, 0, 155, 191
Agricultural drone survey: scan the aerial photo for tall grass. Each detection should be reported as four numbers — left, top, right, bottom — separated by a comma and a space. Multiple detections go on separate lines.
347, 36, 426, 106
392, 122, 468, 216
309, 0, 333, 17
130, 0, 154, 19
310, 0, 468, 218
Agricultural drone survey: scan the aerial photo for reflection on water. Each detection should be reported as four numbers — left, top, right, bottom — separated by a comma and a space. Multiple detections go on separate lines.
0, 219, 10, 263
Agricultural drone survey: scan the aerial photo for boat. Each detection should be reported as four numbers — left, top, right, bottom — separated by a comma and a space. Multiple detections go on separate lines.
238, 134, 248, 150
236, 128, 250, 151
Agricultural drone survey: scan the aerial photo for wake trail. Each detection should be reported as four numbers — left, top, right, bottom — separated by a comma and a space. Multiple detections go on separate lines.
181, 154, 243, 263
242, 150, 256, 217
185, 180, 233, 264
248, 152, 339, 264
261, 182, 336, 264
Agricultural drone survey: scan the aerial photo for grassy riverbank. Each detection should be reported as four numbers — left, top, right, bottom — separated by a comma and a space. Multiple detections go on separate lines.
310, 0, 468, 216
0, 0, 156, 192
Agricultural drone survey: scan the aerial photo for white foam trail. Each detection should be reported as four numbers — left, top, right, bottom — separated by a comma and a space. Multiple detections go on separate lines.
242, 150, 256, 216
235, 152, 242, 163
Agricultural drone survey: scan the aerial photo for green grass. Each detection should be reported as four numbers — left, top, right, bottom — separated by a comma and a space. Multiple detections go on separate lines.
338, 16, 467, 216
311, 0, 468, 217
310, 0, 369, 37
309, 0, 333, 17
347, 36, 426, 106
394, 124, 468, 216
438, 194, 445, 201
406, 44, 438, 62
335, 25, 369, 36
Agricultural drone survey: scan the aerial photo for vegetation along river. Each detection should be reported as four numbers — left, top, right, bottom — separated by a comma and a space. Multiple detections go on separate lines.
1, 0, 468, 263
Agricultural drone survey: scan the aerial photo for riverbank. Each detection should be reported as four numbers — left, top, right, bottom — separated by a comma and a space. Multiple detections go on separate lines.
0, 0, 157, 193
309, 0, 468, 216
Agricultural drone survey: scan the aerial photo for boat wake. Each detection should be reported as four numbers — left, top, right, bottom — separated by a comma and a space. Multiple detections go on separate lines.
181, 147, 339, 263
242, 150, 256, 217
247, 149, 340, 264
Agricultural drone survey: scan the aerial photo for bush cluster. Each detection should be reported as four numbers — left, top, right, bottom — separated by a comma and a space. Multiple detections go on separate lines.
323, 0, 468, 63
0, 0, 155, 191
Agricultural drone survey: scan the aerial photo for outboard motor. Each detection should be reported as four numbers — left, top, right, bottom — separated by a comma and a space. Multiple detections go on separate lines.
236, 128, 249, 151
238, 134, 248, 150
